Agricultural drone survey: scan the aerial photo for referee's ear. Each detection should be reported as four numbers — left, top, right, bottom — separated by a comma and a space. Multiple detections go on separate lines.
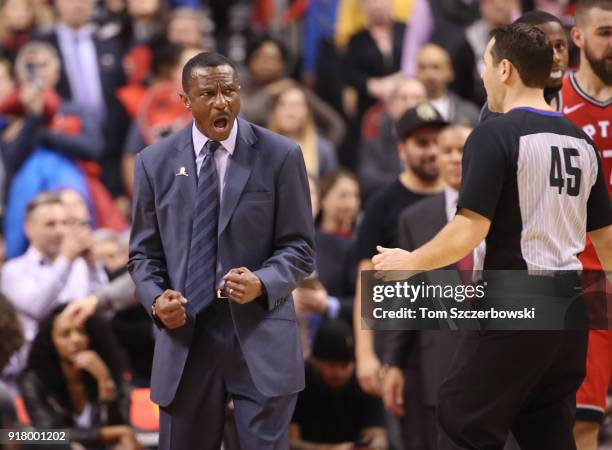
499, 59, 513, 84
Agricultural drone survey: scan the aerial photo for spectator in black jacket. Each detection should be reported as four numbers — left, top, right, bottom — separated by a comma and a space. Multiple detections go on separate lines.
18, 304, 141, 450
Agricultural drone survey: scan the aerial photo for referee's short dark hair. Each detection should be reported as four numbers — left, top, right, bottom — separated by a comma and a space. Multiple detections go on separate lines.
490, 23, 553, 88
181, 52, 239, 93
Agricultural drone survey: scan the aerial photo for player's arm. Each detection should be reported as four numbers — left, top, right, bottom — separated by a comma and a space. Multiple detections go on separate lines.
589, 225, 612, 271
373, 209, 490, 271
585, 144, 612, 274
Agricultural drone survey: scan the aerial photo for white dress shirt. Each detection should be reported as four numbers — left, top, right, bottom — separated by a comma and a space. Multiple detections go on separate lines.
444, 186, 459, 223
431, 96, 451, 122
0, 247, 108, 383
444, 186, 486, 271
191, 119, 238, 202
56, 23, 106, 126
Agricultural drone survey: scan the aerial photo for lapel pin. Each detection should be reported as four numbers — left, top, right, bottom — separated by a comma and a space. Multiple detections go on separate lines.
176, 167, 189, 177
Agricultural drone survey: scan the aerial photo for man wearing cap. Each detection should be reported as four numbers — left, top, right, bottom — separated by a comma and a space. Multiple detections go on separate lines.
290, 319, 387, 449
353, 103, 446, 449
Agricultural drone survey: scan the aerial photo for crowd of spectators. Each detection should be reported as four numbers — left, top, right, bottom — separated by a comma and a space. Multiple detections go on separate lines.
0, 0, 592, 449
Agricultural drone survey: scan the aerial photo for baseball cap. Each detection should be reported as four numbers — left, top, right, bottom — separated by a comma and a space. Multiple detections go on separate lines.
312, 319, 355, 362
395, 103, 448, 141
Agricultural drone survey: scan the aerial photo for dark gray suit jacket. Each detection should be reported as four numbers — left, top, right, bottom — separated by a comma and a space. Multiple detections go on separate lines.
128, 119, 315, 407
386, 193, 464, 408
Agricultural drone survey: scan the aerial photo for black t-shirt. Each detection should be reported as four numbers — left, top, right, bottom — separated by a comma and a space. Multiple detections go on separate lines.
355, 179, 430, 262
458, 107, 612, 270
292, 362, 385, 444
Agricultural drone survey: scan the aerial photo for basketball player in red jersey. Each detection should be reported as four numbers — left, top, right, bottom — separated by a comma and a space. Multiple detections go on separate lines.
565, 1, 612, 449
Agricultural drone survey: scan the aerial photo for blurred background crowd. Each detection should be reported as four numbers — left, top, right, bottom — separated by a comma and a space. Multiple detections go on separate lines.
0, 0, 606, 449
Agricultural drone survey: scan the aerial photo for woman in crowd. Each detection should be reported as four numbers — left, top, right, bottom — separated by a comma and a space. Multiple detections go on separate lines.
241, 35, 345, 147
268, 85, 338, 179
18, 305, 142, 450
317, 170, 361, 239
0, 0, 53, 61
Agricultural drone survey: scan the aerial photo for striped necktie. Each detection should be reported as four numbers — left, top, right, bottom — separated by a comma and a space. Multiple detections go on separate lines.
184, 140, 221, 317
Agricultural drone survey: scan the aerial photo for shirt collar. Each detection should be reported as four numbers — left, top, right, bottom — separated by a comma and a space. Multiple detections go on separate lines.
192, 119, 238, 158
57, 23, 95, 42
26, 246, 52, 266
444, 186, 459, 211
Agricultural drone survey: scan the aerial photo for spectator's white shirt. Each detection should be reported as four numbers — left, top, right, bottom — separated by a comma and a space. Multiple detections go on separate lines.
431, 96, 451, 122
0, 246, 108, 385
56, 23, 106, 126
444, 186, 459, 223
445, 186, 486, 272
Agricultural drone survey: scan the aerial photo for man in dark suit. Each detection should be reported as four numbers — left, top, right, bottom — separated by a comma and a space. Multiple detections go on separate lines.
128, 52, 315, 449
381, 124, 474, 450
36, 0, 128, 195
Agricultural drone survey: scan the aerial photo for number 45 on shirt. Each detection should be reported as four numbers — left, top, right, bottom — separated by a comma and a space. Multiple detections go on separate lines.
550, 146, 582, 197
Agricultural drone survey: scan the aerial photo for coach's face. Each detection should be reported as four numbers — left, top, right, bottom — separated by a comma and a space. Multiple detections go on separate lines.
181, 64, 241, 141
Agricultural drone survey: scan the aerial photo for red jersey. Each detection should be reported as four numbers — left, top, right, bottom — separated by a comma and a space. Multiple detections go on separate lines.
561, 72, 612, 269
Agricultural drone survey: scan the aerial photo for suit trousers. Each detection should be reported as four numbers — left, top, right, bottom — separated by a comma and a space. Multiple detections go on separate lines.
436, 330, 588, 450
158, 299, 297, 450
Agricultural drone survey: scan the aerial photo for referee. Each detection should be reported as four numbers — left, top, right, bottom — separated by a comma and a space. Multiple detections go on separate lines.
373, 23, 612, 449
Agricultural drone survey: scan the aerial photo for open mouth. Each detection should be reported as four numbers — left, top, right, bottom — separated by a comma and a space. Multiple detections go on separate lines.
549, 69, 564, 79
213, 116, 229, 133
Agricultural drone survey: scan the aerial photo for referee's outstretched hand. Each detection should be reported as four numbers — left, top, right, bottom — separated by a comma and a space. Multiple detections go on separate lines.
372, 246, 414, 282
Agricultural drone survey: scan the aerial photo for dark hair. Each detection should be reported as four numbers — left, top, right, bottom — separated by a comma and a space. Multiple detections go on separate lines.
25, 192, 62, 220
0, 294, 24, 372
0, 56, 11, 74
514, 10, 563, 27
24, 304, 128, 412
149, 36, 183, 78
245, 33, 288, 67
319, 170, 359, 202
181, 51, 238, 93
489, 23, 553, 88
576, 0, 612, 25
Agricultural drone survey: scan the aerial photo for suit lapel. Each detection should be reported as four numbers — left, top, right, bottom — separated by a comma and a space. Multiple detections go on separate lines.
218, 119, 257, 237
416, 193, 447, 245
174, 125, 198, 217
433, 193, 448, 230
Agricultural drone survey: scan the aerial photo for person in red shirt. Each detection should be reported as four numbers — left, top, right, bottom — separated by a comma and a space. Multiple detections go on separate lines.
564, 2, 612, 449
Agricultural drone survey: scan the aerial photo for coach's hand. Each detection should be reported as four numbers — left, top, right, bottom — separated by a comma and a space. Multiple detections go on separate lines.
154, 290, 187, 329
357, 352, 383, 396
382, 366, 405, 416
224, 267, 263, 304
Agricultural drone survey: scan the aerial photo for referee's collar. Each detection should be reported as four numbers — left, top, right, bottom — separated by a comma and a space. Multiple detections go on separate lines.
511, 107, 563, 117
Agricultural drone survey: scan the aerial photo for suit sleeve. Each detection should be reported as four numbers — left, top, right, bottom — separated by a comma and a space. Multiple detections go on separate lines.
254, 145, 316, 310
127, 153, 169, 317
381, 209, 417, 368
398, 208, 416, 252
95, 272, 137, 311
